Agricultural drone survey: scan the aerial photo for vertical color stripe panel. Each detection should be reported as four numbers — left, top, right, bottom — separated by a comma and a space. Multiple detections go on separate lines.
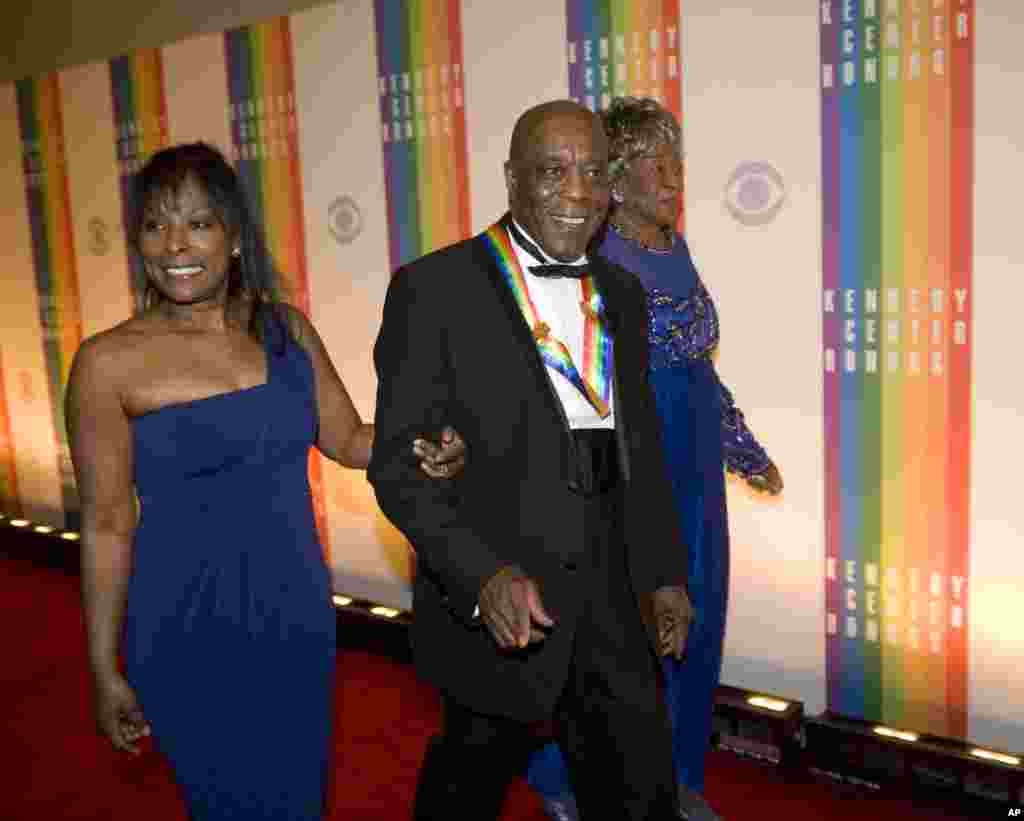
859, 5, 882, 722
822, 0, 971, 738
944, 0, 972, 743
923, 0, 950, 732
373, 0, 470, 272
0, 81, 64, 524
110, 49, 169, 298
564, 0, 683, 231
838, 0, 865, 718
15, 75, 83, 528
899, 0, 928, 733
879, 0, 905, 725
0, 349, 21, 515
224, 19, 328, 557
566, 0, 680, 115
821, 3, 842, 715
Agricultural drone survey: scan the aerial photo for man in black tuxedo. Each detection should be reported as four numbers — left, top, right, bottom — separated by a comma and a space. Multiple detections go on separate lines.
368, 100, 692, 820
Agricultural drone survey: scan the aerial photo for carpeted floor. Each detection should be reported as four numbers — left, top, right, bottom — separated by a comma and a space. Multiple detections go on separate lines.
0, 550, 983, 820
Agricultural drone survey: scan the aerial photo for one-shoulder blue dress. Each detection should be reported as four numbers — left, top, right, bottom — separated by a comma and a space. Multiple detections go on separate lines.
124, 314, 336, 819
527, 229, 771, 815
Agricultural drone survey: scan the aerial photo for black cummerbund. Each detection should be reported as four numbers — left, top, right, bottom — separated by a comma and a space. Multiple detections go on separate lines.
570, 428, 620, 497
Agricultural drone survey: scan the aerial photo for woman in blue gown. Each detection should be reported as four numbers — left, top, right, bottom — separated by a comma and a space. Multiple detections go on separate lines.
527, 98, 783, 819
65, 143, 463, 819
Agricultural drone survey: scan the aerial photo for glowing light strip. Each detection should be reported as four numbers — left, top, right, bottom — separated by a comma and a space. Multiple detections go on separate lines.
747, 696, 790, 713
873, 726, 919, 743
969, 749, 1021, 768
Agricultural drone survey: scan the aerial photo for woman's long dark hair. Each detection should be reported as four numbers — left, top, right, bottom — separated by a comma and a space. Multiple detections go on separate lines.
127, 142, 288, 346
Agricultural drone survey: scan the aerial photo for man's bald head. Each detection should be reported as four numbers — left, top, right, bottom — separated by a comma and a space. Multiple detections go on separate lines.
508, 100, 605, 166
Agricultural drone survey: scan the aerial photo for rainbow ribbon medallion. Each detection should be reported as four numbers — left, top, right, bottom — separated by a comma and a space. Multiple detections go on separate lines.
484, 223, 612, 418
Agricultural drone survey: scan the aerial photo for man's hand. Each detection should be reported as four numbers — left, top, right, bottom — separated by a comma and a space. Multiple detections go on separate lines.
745, 460, 783, 495
479, 565, 555, 649
414, 426, 467, 479
645, 585, 694, 661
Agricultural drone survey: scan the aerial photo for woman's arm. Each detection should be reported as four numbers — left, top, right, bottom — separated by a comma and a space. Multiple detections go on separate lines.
284, 305, 466, 474
282, 306, 368, 468
716, 373, 783, 494
66, 336, 150, 753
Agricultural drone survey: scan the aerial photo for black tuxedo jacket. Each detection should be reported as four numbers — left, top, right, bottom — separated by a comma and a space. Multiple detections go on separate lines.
368, 219, 688, 722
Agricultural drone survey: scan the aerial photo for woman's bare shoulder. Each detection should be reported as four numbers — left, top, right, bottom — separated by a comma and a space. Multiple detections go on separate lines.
72, 315, 161, 379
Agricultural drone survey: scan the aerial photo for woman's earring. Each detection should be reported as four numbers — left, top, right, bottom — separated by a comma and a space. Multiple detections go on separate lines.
231, 247, 241, 258
611, 190, 624, 204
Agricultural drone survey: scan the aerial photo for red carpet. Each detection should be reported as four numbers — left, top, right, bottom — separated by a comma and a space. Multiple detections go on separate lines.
0, 553, 979, 820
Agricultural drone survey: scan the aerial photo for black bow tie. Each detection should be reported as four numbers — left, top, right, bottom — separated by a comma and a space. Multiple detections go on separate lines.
505, 218, 587, 279
528, 263, 587, 279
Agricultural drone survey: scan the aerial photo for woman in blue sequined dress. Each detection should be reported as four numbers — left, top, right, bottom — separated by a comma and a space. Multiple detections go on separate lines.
65, 143, 463, 819
527, 98, 782, 820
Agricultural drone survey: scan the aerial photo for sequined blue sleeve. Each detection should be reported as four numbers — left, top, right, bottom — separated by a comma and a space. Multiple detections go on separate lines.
718, 375, 771, 478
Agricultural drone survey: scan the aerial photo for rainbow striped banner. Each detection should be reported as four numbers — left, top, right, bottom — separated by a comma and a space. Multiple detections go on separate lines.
0, 349, 21, 516
373, 0, 471, 271
15, 74, 83, 528
821, 0, 972, 740
110, 49, 169, 295
224, 18, 329, 554
566, 0, 682, 232
566, 0, 681, 120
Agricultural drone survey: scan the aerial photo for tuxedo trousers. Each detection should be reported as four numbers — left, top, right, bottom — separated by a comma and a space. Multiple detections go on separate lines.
413, 449, 678, 820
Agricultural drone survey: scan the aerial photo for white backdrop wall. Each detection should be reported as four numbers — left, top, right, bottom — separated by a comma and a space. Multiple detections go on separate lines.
680, 0, 826, 723
0, 0, 1020, 751
966, 2, 1024, 751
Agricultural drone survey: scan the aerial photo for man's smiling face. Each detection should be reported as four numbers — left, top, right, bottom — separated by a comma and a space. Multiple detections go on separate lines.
506, 107, 610, 262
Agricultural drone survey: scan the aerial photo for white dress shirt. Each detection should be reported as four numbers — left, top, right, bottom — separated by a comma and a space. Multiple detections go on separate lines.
473, 223, 617, 618
508, 221, 615, 430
